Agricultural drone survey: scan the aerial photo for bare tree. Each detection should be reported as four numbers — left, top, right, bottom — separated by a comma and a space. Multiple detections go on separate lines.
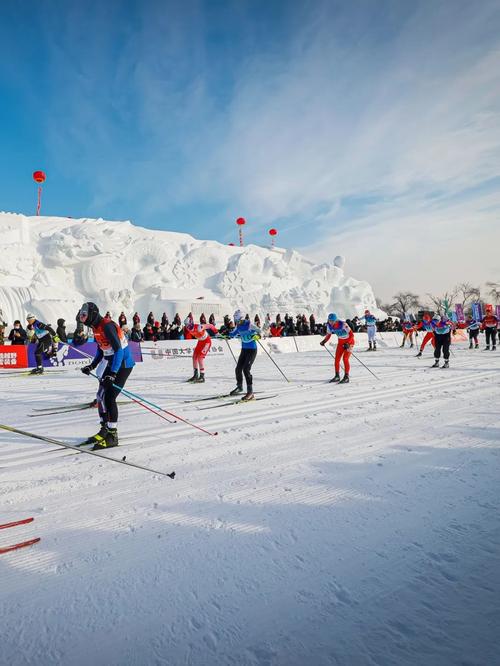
456, 282, 480, 309
426, 288, 459, 315
391, 292, 420, 318
486, 281, 500, 303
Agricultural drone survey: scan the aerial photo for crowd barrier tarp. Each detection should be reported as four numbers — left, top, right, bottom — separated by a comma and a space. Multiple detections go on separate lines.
24, 341, 143, 369
0, 345, 29, 369
140, 339, 230, 362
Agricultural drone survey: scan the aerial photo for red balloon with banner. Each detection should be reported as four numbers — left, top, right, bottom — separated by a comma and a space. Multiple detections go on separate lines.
33, 171, 46, 215
236, 217, 246, 246
269, 228, 278, 248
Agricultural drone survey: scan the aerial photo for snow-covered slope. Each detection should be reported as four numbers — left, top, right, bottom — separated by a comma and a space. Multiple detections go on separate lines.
0, 212, 383, 325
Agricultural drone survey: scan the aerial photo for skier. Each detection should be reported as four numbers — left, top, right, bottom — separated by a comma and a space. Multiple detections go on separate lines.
431, 315, 453, 368
228, 309, 261, 401
26, 314, 58, 374
466, 317, 480, 349
320, 313, 355, 383
415, 313, 435, 357
481, 311, 498, 350
186, 322, 219, 383
78, 302, 135, 450
359, 309, 377, 351
8, 320, 27, 345
400, 319, 416, 347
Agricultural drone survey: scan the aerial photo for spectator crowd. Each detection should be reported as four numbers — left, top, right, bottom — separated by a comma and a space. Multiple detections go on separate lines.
0, 309, 402, 346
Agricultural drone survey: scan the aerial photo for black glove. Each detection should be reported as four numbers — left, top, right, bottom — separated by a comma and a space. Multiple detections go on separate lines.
319, 340, 326, 346
101, 373, 116, 388
343, 342, 351, 350
81, 364, 93, 375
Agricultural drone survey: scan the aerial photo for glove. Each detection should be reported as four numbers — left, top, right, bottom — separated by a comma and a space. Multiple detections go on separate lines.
101, 373, 116, 388
320, 340, 326, 346
343, 343, 351, 350
53, 336, 60, 343
251, 334, 261, 341
81, 364, 93, 375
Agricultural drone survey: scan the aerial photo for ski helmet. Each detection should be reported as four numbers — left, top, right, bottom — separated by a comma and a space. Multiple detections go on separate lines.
26, 313, 35, 321
79, 302, 100, 327
327, 313, 337, 322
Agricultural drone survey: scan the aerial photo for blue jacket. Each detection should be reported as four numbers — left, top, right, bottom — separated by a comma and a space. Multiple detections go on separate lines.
230, 320, 261, 350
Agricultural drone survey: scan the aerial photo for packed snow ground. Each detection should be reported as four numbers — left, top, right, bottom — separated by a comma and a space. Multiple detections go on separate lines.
1, 343, 500, 666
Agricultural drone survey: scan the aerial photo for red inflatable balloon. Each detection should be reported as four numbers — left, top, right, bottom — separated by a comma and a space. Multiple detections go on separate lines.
33, 170, 46, 184
236, 217, 246, 226
269, 228, 277, 236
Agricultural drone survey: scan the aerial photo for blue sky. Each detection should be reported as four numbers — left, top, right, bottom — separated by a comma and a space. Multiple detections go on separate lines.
1, 0, 499, 299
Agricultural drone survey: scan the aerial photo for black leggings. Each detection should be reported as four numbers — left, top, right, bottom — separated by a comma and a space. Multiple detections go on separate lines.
235, 348, 257, 391
485, 328, 497, 347
434, 333, 451, 360
468, 330, 479, 343
35, 336, 53, 367
98, 365, 133, 424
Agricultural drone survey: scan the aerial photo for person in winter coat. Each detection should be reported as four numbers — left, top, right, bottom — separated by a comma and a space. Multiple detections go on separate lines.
0, 322, 6, 345
132, 312, 140, 325
209, 313, 216, 325
78, 302, 135, 450
262, 315, 271, 338
26, 314, 58, 374
270, 322, 284, 337
466, 318, 480, 349
228, 310, 261, 401
8, 320, 28, 345
118, 312, 127, 328
147, 312, 155, 326
130, 323, 144, 342
186, 322, 219, 383
161, 313, 169, 327
431, 315, 454, 368
415, 314, 435, 357
143, 323, 156, 341
320, 313, 355, 383
56, 318, 68, 343
401, 320, 416, 347
481, 311, 498, 350
169, 320, 182, 340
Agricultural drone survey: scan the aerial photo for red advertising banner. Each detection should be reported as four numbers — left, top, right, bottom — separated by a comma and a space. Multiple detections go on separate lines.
0, 345, 29, 368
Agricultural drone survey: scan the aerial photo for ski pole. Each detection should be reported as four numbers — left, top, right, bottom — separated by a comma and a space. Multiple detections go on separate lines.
89, 373, 218, 437
257, 340, 289, 382
223, 337, 238, 364
349, 350, 380, 380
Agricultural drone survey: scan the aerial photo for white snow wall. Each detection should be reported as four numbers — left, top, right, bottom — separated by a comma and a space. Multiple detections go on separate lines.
0, 212, 384, 325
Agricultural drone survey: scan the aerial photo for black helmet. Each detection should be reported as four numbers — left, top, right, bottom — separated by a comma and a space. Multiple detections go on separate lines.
79, 302, 100, 327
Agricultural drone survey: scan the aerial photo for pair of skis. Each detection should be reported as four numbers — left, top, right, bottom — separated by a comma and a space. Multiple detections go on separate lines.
0, 517, 40, 555
184, 392, 278, 410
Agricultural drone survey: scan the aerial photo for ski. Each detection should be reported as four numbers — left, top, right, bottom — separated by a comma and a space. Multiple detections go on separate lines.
33, 399, 131, 413
0, 538, 40, 555
0, 369, 67, 378
29, 400, 132, 417
0, 517, 34, 530
184, 391, 263, 404
0, 424, 176, 479
197, 395, 278, 410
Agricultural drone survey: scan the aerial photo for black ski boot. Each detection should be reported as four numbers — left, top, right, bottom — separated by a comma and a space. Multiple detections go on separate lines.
469, 342, 473, 349
241, 392, 255, 402
415, 351, 422, 357
230, 386, 244, 396
493, 346, 497, 351
92, 427, 118, 451
81, 423, 107, 446
187, 369, 199, 382
431, 359, 440, 368
367, 342, 372, 352
373, 343, 377, 351
475, 344, 479, 349
30, 366, 43, 375
193, 372, 205, 383
329, 374, 341, 383
442, 360, 449, 369
485, 345, 490, 350
339, 374, 350, 384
